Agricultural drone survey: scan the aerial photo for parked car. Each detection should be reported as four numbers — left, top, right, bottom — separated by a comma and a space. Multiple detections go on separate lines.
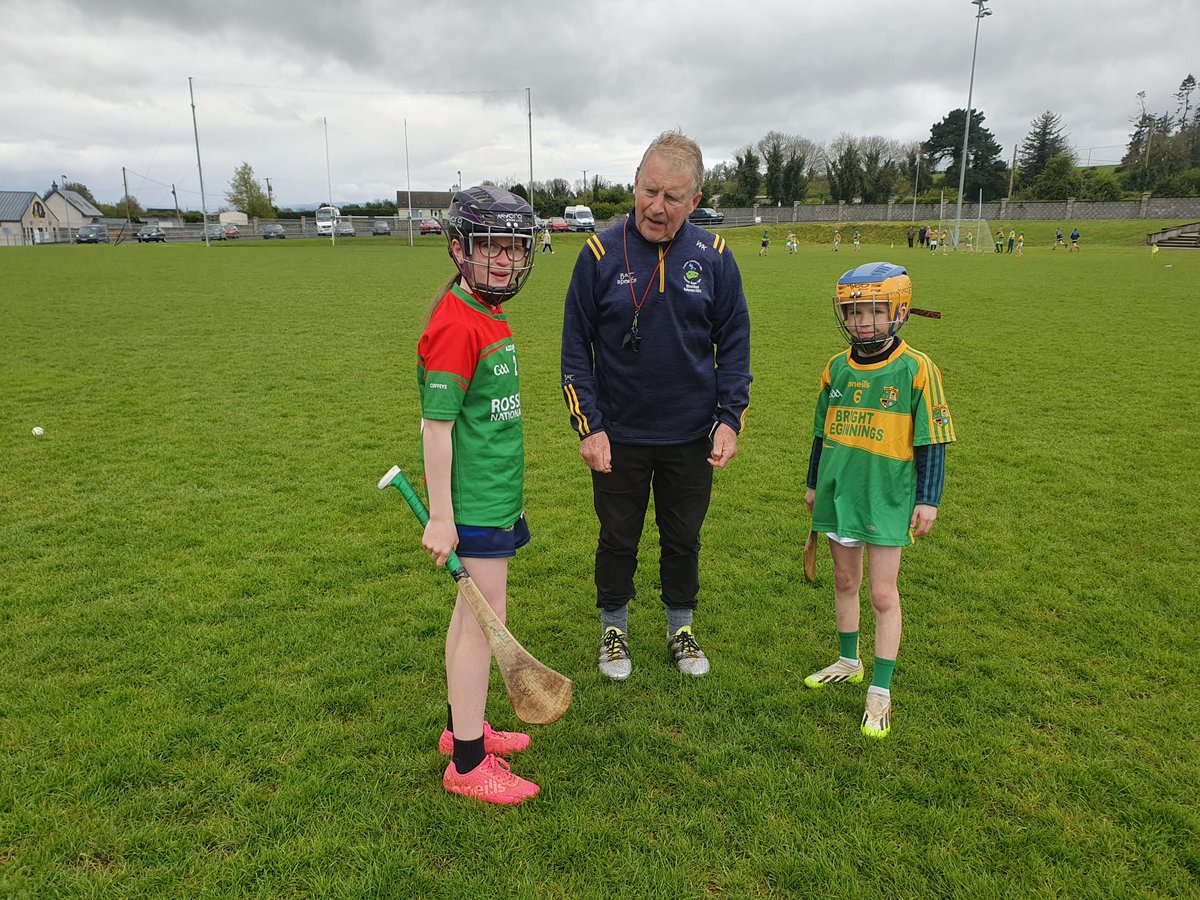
223, 223, 240, 239
547, 217, 570, 233
372, 220, 391, 235
74, 224, 109, 243
262, 224, 286, 239
419, 217, 443, 235
336, 221, 357, 237
202, 224, 226, 241
136, 225, 166, 243
688, 207, 725, 226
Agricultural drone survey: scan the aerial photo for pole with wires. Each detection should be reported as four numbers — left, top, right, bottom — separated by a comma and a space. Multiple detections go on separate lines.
952, 0, 991, 248
189, 76, 210, 247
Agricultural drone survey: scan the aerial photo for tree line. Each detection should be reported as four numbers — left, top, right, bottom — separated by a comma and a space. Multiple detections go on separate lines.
52, 76, 1200, 221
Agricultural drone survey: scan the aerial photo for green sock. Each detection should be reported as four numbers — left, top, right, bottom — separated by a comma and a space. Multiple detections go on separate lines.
837, 630, 859, 661
872, 657, 896, 691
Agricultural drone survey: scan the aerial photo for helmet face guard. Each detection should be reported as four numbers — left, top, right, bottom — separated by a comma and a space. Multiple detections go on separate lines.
833, 262, 912, 354
446, 186, 536, 305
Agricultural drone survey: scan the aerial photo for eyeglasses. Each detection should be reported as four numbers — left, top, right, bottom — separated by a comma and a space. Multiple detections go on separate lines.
475, 238, 530, 262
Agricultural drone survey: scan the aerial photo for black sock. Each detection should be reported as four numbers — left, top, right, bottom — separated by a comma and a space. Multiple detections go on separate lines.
446, 703, 454, 733
453, 736, 486, 774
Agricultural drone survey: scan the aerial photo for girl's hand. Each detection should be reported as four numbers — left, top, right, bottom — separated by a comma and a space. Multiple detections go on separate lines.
911, 504, 938, 538
422, 517, 459, 567
804, 487, 815, 515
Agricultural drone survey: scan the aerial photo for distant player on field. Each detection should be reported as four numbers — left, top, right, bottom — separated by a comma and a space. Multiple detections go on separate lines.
1069, 227, 1081, 251
852, 229, 861, 251
760, 228, 770, 256
833, 229, 841, 252
803, 262, 956, 739
1016, 230, 1024, 256
1054, 227, 1065, 250
964, 229, 974, 253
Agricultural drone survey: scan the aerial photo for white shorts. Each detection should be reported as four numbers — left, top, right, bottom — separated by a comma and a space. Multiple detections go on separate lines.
826, 532, 865, 548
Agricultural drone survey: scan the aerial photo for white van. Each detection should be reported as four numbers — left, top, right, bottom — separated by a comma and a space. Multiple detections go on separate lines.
564, 205, 595, 232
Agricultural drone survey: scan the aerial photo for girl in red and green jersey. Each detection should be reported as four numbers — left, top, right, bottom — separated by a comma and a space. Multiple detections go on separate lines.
416, 186, 540, 805
802, 262, 955, 741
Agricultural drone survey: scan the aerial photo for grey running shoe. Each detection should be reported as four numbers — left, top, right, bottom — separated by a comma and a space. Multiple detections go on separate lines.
668, 626, 710, 677
598, 627, 632, 681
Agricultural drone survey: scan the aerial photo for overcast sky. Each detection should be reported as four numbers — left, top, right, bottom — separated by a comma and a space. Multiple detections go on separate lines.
3, 0, 1195, 210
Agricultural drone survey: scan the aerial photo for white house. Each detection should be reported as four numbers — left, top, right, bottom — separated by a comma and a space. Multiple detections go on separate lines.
44, 188, 104, 241
0, 192, 59, 246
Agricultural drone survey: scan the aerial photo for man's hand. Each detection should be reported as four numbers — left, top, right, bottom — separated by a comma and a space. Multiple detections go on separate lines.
580, 432, 612, 473
804, 487, 815, 515
708, 423, 738, 468
911, 504, 938, 538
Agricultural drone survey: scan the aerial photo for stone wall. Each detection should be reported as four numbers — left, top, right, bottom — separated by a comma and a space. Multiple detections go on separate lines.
708, 195, 1200, 225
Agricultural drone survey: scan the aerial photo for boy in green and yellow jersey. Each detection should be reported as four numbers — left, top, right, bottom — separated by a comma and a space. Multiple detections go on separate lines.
803, 262, 956, 739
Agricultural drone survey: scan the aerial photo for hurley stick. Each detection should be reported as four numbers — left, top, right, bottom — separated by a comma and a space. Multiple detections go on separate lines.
803, 530, 818, 583
378, 466, 573, 725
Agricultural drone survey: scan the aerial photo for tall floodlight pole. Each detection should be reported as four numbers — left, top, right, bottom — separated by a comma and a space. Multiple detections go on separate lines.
189, 76, 210, 247
953, 0, 991, 248
527, 88, 535, 212
911, 155, 920, 222
404, 118, 414, 247
324, 116, 335, 245
61, 174, 72, 241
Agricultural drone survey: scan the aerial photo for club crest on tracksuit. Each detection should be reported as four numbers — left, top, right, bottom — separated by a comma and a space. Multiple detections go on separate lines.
932, 404, 951, 426
879, 385, 898, 409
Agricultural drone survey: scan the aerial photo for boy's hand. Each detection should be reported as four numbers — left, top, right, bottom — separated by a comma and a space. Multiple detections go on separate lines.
804, 487, 815, 515
422, 517, 459, 568
911, 504, 938, 538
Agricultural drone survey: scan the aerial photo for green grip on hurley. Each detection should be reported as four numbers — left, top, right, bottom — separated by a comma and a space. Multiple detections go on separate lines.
377, 465, 467, 576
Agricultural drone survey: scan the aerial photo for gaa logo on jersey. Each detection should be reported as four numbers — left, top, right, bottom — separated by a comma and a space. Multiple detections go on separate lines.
932, 404, 951, 426
879, 385, 898, 409
682, 260, 703, 294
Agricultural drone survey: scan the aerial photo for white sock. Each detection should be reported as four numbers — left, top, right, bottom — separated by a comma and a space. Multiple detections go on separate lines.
839, 656, 860, 666
867, 685, 890, 699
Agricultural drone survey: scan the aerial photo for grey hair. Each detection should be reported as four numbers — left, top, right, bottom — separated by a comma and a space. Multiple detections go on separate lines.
638, 130, 704, 197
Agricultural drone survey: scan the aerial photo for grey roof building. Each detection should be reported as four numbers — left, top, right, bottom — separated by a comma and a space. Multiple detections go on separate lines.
0, 191, 58, 246
395, 190, 455, 218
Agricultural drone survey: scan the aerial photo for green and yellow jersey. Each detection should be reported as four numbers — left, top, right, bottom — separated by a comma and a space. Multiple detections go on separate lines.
810, 339, 955, 545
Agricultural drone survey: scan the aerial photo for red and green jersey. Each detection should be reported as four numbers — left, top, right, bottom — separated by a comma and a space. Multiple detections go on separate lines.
811, 339, 955, 546
417, 283, 524, 528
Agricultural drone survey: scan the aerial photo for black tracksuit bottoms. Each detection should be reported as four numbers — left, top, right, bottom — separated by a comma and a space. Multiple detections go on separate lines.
591, 437, 713, 611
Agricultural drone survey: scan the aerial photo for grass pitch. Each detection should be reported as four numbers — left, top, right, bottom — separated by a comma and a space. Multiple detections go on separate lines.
2, 225, 1198, 897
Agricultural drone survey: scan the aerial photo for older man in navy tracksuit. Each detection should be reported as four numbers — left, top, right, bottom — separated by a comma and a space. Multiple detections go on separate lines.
561, 130, 751, 682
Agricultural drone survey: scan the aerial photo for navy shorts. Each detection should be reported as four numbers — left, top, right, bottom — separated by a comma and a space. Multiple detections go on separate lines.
456, 514, 531, 559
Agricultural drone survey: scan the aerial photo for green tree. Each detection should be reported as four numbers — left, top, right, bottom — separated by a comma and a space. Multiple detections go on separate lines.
722, 147, 761, 207
826, 137, 861, 202
98, 195, 145, 220
858, 137, 901, 204
900, 143, 933, 197
757, 132, 787, 204
225, 162, 273, 219
49, 180, 99, 206
1024, 154, 1080, 200
926, 108, 1007, 200
1018, 111, 1073, 190
1077, 169, 1123, 201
